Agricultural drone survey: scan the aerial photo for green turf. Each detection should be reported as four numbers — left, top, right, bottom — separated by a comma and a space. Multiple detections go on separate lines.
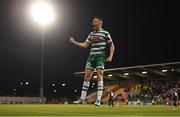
0, 104, 179, 116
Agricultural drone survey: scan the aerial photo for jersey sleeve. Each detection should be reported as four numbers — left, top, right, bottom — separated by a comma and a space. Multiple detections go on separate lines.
85, 32, 92, 44
107, 32, 113, 43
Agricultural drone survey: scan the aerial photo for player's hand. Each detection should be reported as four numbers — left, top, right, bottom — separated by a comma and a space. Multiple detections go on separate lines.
69, 37, 76, 44
106, 56, 112, 62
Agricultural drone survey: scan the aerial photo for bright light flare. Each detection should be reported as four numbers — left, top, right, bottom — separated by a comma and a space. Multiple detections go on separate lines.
124, 73, 129, 76
62, 83, 66, 87
30, 1, 55, 26
108, 74, 113, 77
25, 82, 29, 85
162, 69, 167, 72
142, 71, 147, 74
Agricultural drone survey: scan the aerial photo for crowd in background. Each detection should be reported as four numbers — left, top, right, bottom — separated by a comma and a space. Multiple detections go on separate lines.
127, 79, 180, 105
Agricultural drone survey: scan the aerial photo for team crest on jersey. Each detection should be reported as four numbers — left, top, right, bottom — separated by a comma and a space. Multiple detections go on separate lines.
91, 35, 101, 42
86, 61, 91, 67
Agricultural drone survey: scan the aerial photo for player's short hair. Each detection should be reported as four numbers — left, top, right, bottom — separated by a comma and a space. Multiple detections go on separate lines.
94, 16, 103, 22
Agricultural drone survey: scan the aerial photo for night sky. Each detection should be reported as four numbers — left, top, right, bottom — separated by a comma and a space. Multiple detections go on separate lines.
0, 0, 180, 97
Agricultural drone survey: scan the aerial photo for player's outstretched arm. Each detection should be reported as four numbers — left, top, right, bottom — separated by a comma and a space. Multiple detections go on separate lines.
69, 37, 89, 48
106, 42, 115, 62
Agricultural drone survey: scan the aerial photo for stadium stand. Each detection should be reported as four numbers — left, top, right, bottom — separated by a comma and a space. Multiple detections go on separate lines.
74, 61, 180, 105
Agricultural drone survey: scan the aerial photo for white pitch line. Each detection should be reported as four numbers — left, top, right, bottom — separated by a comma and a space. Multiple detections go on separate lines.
1, 116, 180, 117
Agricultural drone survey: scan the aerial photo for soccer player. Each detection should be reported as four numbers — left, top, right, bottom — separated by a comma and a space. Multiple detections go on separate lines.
172, 91, 178, 109
69, 16, 115, 106
121, 92, 126, 108
108, 91, 115, 108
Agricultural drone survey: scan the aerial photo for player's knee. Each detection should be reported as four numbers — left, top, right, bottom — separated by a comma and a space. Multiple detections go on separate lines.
97, 70, 103, 79
97, 70, 103, 75
84, 69, 93, 80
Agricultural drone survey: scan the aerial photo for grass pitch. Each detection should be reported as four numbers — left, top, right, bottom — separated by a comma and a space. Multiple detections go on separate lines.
0, 104, 179, 116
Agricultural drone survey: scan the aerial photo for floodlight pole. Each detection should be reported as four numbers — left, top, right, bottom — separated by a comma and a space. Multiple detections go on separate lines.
30, 1, 55, 101
40, 26, 45, 98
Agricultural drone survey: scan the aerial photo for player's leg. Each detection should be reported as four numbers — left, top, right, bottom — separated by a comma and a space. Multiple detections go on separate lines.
110, 100, 113, 107
112, 100, 114, 107
109, 100, 113, 107
95, 68, 104, 106
108, 100, 111, 107
80, 69, 93, 100
94, 57, 105, 106
173, 99, 177, 107
73, 60, 94, 104
122, 99, 126, 108
73, 69, 93, 104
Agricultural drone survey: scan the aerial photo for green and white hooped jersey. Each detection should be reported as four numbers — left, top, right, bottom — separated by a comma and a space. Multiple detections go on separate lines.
85, 29, 112, 56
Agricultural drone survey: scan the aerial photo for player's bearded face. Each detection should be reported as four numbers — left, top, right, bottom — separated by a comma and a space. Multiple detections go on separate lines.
92, 18, 102, 31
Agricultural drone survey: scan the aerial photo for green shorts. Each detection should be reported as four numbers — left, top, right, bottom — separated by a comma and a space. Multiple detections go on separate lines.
85, 54, 106, 70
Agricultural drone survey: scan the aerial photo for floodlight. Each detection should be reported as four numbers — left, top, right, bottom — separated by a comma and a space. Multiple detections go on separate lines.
30, 1, 55, 26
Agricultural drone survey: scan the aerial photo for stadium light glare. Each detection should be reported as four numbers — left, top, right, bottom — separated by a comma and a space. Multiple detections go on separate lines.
162, 69, 167, 72
108, 74, 113, 77
142, 71, 147, 74
30, 1, 55, 26
124, 73, 129, 76
52, 83, 55, 86
25, 82, 29, 85
62, 83, 66, 87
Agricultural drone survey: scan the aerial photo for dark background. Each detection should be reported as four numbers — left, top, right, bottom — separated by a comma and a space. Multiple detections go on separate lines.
0, 0, 179, 98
